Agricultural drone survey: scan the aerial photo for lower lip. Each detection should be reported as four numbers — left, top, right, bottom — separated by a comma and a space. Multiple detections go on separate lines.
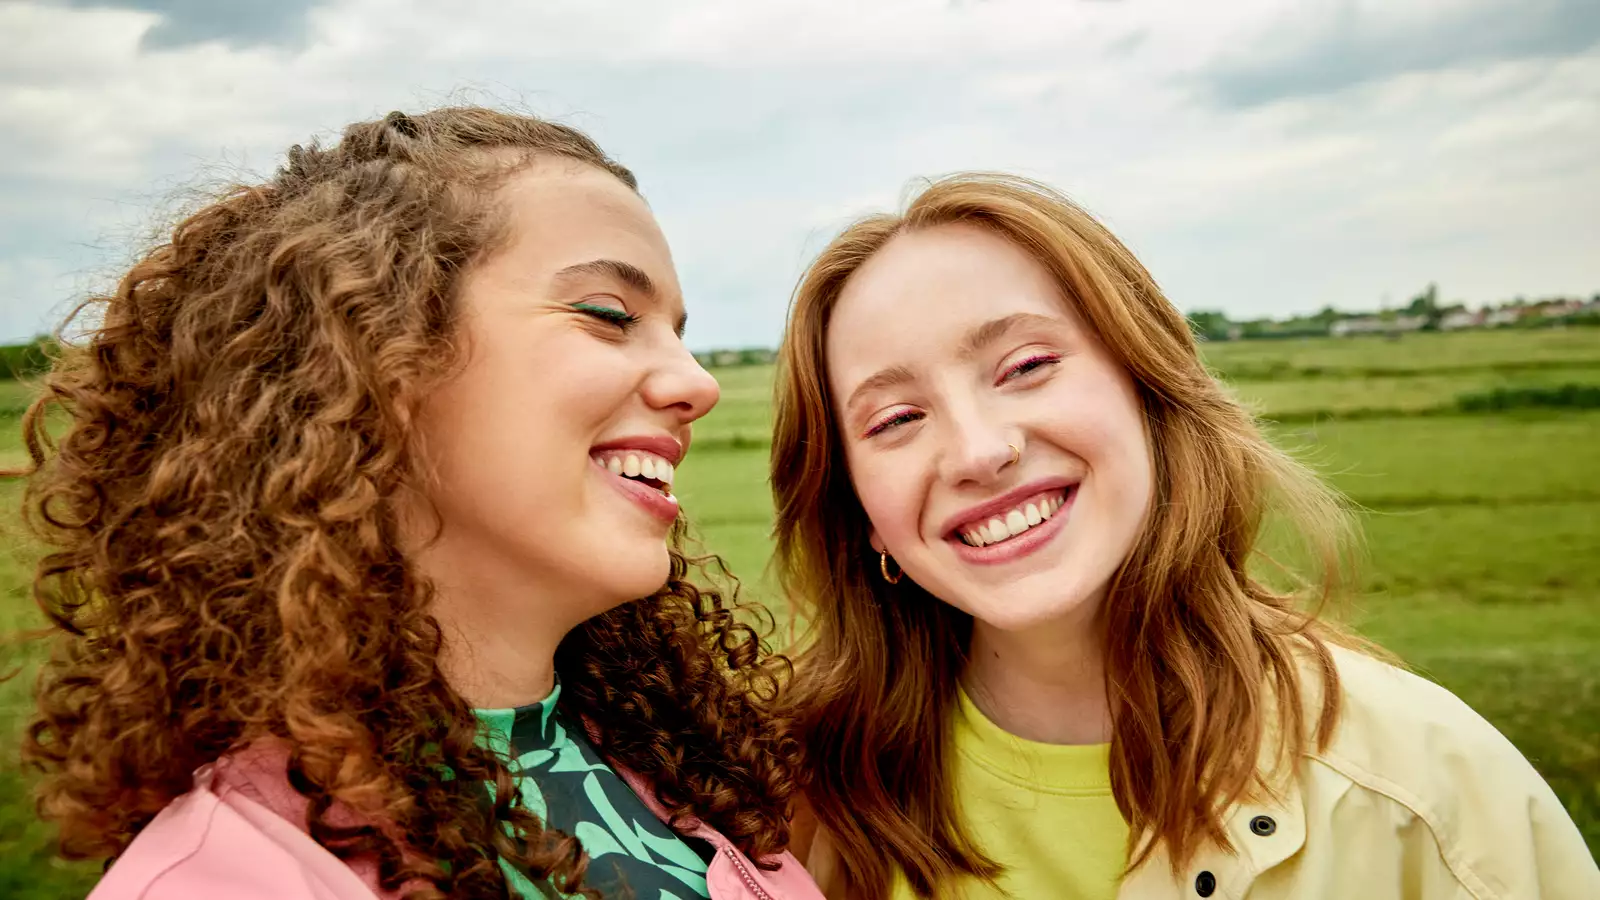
947, 487, 1076, 565
594, 460, 680, 524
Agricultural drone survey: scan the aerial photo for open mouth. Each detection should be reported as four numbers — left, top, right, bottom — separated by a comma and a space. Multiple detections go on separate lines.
591, 449, 675, 497
952, 487, 1071, 548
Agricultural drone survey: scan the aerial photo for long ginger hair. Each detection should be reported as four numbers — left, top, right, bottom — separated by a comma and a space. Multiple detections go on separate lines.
773, 174, 1359, 898
15, 107, 797, 899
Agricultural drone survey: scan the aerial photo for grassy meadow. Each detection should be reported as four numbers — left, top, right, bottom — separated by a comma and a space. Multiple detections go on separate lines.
2, 328, 1597, 894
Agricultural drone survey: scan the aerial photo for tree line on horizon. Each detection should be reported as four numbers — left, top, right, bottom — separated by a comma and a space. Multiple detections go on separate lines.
1185, 285, 1600, 343
4, 284, 1598, 378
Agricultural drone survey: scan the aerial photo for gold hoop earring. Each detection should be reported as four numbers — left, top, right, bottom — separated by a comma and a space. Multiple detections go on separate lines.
1008, 443, 1021, 466
879, 550, 903, 584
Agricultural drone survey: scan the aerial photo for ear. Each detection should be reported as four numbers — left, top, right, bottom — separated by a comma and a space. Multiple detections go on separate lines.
868, 526, 883, 554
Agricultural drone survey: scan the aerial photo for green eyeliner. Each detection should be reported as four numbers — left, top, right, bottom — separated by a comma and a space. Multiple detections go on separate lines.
573, 302, 639, 327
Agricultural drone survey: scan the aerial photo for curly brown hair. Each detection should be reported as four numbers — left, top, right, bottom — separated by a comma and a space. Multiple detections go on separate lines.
13, 106, 797, 899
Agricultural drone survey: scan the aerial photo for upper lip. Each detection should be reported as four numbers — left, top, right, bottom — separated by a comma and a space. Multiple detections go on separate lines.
936, 477, 1078, 537
590, 434, 686, 466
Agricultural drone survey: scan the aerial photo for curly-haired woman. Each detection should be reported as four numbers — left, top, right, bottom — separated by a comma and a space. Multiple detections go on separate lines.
16, 107, 819, 900
773, 174, 1599, 899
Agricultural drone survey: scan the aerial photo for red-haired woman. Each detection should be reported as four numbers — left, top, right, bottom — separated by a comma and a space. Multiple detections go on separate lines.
18, 107, 819, 900
772, 174, 1598, 899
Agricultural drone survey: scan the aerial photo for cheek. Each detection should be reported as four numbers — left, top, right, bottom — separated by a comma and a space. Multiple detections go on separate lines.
506, 335, 636, 442
425, 340, 618, 496
1048, 374, 1153, 502
1094, 384, 1157, 522
848, 454, 922, 543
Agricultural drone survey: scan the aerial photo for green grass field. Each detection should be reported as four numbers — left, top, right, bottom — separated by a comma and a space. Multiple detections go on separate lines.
2, 328, 1597, 894
1200, 327, 1600, 377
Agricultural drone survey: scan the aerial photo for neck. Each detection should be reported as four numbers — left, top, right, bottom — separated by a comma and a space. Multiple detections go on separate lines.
415, 535, 574, 710
435, 601, 562, 710
963, 601, 1111, 745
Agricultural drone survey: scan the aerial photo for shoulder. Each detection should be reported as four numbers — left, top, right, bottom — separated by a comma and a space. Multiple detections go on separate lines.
89, 768, 387, 900
1298, 645, 1597, 897
1317, 645, 1525, 781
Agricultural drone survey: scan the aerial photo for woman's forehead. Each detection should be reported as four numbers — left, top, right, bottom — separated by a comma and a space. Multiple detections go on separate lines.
490, 164, 676, 284
825, 228, 1075, 370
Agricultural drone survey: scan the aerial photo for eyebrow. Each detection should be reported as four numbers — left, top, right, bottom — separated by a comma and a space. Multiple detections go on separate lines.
842, 312, 1059, 413
551, 257, 688, 336
843, 364, 916, 414
957, 312, 1058, 360
552, 258, 658, 299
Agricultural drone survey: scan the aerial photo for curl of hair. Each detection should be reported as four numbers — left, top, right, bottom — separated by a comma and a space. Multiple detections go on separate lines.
13, 106, 795, 899
771, 173, 1366, 899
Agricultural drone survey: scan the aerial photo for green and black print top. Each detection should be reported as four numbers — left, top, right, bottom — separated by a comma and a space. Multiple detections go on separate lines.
476, 683, 716, 900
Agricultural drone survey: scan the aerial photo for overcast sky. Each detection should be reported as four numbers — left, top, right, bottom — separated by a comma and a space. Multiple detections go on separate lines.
2, 0, 1597, 350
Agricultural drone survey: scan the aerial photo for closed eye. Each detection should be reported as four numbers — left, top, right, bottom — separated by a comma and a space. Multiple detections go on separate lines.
865, 409, 923, 438
1001, 353, 1059, 382
574, 301, 640, 331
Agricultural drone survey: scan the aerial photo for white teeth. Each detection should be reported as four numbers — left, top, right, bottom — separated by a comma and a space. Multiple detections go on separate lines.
594, 450, 677, 493
959, 492, 1070, 548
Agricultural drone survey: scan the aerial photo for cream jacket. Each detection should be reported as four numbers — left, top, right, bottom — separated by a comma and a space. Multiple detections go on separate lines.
804, 646, 1599, 899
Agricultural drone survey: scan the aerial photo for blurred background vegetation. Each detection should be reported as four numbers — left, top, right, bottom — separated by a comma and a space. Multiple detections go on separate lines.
3, 321, 1598, 895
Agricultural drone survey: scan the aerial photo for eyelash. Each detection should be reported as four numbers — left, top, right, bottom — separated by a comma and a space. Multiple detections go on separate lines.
1003, 353, 1060, 381
574, 302, 640, 331
864, 409, 922, 438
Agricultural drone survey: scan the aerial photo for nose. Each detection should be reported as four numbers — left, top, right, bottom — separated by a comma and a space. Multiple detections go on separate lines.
641, 340, 721, 425
936, 400, 1016, 487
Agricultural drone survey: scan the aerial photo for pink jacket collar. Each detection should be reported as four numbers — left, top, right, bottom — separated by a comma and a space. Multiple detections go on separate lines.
89, 741, 822, 900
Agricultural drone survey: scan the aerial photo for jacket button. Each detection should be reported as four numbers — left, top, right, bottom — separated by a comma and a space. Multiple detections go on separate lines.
1250, 814, 1277, 836
1195, 871, 1216, 897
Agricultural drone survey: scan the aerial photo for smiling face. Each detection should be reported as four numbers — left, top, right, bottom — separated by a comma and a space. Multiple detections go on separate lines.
411, 158, 719, 627
825, 223, 1155, 632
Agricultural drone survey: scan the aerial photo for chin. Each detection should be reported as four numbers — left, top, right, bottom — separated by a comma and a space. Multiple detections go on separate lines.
601, 545, 675, 603
968, 605, 1076, 633
962, 585, 1102, 633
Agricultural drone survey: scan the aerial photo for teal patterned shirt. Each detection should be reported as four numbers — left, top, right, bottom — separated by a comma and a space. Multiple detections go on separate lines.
475, 684, 715, 900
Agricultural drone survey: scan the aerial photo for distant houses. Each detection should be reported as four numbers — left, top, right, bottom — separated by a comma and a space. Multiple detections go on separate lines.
1331, 305, 1526, 335
1323, 299, 1596, 338
1329, 314, 1427, 337
1207, 292, 1600, 342
694, 347, 777, 368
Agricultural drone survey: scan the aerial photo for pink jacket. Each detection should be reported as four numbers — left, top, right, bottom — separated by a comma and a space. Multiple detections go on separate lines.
88, 745, 823, 900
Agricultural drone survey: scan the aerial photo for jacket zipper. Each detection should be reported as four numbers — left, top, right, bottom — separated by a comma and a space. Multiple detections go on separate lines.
720, 844, 776, 900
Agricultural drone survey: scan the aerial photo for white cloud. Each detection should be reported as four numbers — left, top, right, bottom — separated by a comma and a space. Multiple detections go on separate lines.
0, 0, 1596, 349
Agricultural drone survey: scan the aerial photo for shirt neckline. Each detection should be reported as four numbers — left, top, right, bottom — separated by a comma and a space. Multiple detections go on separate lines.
954, 685, 1113, 793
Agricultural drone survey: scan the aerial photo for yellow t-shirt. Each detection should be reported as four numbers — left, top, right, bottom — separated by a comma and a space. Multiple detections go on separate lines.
890, 690, 1129, 900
